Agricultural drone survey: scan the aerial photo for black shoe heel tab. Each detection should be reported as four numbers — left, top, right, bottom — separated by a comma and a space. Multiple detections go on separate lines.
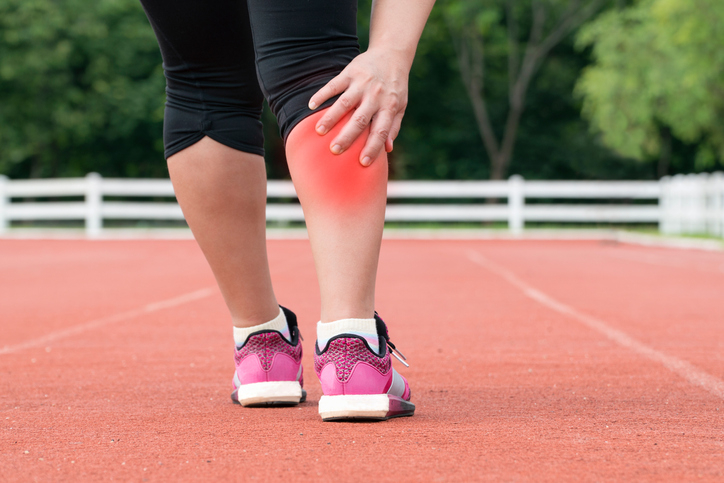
374, 312, 389, 342
280, 305, 302, 342
280, 305, 297, 327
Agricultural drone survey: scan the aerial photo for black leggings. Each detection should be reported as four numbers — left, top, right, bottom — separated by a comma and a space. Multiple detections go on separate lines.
140, 0, 359, 158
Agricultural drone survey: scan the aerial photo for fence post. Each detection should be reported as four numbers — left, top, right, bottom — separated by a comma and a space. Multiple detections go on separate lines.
659, 176, 667, 235
85, 172, 102, 238
671, 174, 684, 235
508, 175, 524, 235
694, 173, 708, 234
680, 174, 692, 234
0, 175, 7, 235
713, 171, 724, 238
659, 176, 673, 235
704, 172, 714, 236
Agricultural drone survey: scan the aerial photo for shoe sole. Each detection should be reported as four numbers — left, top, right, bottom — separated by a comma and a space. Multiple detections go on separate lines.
318, 394, 415, 421
231, 381, 306, 407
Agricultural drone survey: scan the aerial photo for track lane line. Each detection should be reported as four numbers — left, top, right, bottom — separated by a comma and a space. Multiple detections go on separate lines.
0, 286, 217, 355
467, 250, 724, 400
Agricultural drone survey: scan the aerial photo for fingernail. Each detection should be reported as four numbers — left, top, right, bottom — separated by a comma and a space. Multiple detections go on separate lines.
361, 156, 371, 166
331, 144, 343, 154
309, 101, 317, 110
316, 125, 327, 135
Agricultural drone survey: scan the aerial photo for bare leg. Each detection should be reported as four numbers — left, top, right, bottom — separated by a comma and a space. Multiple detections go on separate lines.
167, 136, 279, 328
286, 110, 388, 323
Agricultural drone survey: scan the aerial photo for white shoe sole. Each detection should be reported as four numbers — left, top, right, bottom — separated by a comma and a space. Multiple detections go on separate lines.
318, 394, 415, 421
232, 381, 305, 407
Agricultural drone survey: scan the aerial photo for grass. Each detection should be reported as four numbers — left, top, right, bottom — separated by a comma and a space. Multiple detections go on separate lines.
5, 220, 722, 241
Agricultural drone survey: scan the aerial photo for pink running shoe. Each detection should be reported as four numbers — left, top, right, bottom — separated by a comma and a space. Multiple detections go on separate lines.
231, 307, 306, 406
314, 314, 414, 421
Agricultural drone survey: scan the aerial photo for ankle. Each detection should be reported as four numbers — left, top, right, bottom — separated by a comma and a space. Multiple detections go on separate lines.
231, 305, 281, 329
319, 306, 375, 324
233, 307, 290, 346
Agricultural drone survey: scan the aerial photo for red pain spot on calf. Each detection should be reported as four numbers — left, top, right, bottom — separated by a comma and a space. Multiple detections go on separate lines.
286, 109, 387, 210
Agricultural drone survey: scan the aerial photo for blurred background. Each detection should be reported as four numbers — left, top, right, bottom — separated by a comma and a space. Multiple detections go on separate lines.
2, 0, 722, 182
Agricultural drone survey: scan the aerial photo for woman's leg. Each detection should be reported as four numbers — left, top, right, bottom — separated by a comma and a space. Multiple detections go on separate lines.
140, 0, 277, 327
167, 137, 279, 328
245, 0, 384, 322
169, 139, 306, 405
286, 111, 387, 322
141, 0, 305, 406
287, 111, 414, 422
245, 0, 412, 419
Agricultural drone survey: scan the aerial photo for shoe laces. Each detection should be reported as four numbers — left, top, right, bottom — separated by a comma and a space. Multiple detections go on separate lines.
374, 312, 409, 367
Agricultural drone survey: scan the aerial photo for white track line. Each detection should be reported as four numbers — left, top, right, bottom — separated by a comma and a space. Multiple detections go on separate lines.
0, 287, 217, 355
467, 250, 724, 400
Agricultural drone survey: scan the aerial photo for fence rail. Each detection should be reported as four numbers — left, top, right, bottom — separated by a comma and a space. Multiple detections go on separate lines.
0, 173, 722, 238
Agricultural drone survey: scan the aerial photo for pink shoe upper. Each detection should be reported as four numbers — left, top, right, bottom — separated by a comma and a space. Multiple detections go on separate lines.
314, 336, 410, 399
234, 331, 303, 388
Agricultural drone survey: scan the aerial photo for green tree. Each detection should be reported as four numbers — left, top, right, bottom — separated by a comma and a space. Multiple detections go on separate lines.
576, 0, 724, 176
390, 2, 652, 181
0, 0, 165, 178
0, 0, 662, 182
443, 0, 608, 179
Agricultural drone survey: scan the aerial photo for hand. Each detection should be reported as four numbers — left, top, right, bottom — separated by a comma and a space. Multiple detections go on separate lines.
308, 48, 410, 166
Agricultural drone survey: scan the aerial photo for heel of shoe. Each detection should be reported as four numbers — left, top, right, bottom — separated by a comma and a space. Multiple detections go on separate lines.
231, 381, 306, 407
318, 394, 415, 421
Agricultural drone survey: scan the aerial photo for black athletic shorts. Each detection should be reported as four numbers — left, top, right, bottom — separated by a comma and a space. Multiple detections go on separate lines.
139, 0, 359, 158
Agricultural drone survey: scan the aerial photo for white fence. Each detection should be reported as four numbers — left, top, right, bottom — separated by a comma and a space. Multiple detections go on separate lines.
660, 172, 724, 237
0, 172, 722, 238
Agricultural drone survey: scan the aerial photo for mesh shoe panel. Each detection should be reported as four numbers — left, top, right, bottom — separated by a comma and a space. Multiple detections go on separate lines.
314, 337, 391, 382
235, 332, 302, 371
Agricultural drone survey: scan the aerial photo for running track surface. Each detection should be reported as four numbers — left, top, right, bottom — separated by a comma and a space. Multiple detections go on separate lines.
1, 238, 723, 481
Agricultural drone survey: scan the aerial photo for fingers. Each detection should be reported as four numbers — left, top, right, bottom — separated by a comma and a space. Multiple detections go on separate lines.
359, 109, 395, 166
385, 137, 393, 153
329, 101, 379, 157
314, 89, 362, 137
385, 112, 404, 153
307, 51, 409, 164
308, 73, 349, 111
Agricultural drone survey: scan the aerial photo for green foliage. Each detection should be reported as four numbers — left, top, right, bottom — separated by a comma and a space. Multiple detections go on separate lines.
392, 5, 489, 179
0, 0, 702, 181
0, 0, 165, 177
395, 0, 649, 180
576, 0, 724, 170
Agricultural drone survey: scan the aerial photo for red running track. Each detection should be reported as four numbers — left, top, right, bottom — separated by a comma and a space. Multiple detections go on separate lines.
1, 238, 723, 481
